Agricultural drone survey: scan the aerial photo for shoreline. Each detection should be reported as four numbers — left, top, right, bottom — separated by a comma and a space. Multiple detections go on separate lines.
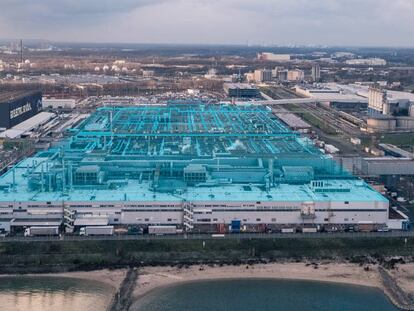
0, 263, 413, 310
0, 269, 128, 311
132, 262, 414, 308
133, 262, 381, 299
0, 269, 127, 293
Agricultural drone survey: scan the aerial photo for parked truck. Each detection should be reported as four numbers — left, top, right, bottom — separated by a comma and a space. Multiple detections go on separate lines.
79, 226, 114, 236
148, 225, 177, 235
357, 221, 375, 232
24, 226, 59, 237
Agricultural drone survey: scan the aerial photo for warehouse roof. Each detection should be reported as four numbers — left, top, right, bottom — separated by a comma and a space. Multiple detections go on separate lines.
0, 102, 387, 205
10, 219, 62, 227
224, 83, 258, 90
0, 158, 386, 203
0, 91, 41, 104
0, 112, 55, 138
74, 217, 109, 226
272, 107, 311, 129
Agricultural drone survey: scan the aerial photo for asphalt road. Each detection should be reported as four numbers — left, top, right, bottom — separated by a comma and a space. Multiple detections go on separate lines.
1, 231, 413, 243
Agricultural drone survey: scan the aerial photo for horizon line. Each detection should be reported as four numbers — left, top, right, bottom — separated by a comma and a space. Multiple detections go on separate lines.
1, 38, 414, 50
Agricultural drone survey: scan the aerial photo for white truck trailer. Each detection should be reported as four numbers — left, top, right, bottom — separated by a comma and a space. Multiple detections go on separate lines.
148, 226, 177, 235
79, 226, 114, 236
24, 226, 59, 237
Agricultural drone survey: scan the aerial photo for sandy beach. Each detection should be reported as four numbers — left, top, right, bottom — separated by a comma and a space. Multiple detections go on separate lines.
132, 262, 384, 300
1, 263, 412, 310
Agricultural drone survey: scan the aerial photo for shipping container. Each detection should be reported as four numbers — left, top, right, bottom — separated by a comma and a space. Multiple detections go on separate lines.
231, 220, 241, 232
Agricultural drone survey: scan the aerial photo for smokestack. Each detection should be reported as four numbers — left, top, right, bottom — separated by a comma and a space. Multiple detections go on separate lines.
20, 39, 23, 64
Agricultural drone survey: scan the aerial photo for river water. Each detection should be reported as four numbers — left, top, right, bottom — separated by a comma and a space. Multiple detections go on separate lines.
131, 279, 398, 311
0, 276, 398, 311
0, 276, 114, 311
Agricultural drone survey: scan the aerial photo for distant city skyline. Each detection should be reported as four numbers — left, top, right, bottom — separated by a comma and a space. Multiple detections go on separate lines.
0, 0, 413, 47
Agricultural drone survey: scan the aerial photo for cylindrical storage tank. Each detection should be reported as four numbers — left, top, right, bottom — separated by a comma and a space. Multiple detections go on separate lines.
396, 117, 414, 130
367, 118, 396, 132
409, 103, 414, 117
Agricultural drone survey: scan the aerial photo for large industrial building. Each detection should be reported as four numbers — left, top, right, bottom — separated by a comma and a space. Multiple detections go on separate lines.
0, 91, 42, 129
0, 102, 407, 233
257, 53, 291, 62
345, 58, 387, 66
366, 84, 414, 132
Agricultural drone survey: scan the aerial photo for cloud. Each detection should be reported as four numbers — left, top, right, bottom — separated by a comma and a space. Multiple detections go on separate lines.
0, 0, 413, 46
0, 0, 165, 20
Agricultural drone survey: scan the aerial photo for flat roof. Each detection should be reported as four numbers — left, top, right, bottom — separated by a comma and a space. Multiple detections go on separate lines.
273, 108, 311, 129
0, 112, 55, 138
0, 91, 41, 104
379, 143, 414, 159
0, 102, 387, 205
10, 219, 61, 227
0, 129, 25, 139
224, 83, 258, 90
74, 218, 109, 226
325, 83, 414, 102
0, 158, 386, 203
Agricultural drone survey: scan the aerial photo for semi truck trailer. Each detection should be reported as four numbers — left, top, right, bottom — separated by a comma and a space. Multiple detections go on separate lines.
148, 226, 177, 235
79, 226, 114, 236
24, 226, 59, 237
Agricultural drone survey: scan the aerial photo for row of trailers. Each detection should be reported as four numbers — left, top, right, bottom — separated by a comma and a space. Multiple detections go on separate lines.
11, 220, 409, 238
20, 225, 179, 237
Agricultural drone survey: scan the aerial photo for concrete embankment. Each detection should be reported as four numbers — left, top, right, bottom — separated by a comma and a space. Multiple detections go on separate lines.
108, 268, 139, 311
379, 266, 414, 311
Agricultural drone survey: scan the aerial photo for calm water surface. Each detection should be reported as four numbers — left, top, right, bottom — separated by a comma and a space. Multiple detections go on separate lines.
0, 276, 114, 311
132, 279, 398, 311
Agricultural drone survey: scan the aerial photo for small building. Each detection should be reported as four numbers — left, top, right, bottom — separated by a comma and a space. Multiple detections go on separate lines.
287, 69, 305, 82
387, 207, 410, 231
223, 83, 259, 98
9, 219, 62, 233
254, 69, 272, 82
272, 108, 312, 133
43, 98, 76, 109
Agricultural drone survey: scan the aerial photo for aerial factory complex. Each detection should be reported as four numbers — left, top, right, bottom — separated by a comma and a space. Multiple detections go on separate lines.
0, 102, 405, 233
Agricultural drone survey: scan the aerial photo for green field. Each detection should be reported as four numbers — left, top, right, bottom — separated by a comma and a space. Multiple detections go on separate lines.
378, 133, 414, 149
282, 103, 338, 135
300, 113, 338, 135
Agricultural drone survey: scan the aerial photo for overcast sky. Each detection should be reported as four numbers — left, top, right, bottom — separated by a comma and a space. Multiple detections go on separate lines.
0, 0, 413, 46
